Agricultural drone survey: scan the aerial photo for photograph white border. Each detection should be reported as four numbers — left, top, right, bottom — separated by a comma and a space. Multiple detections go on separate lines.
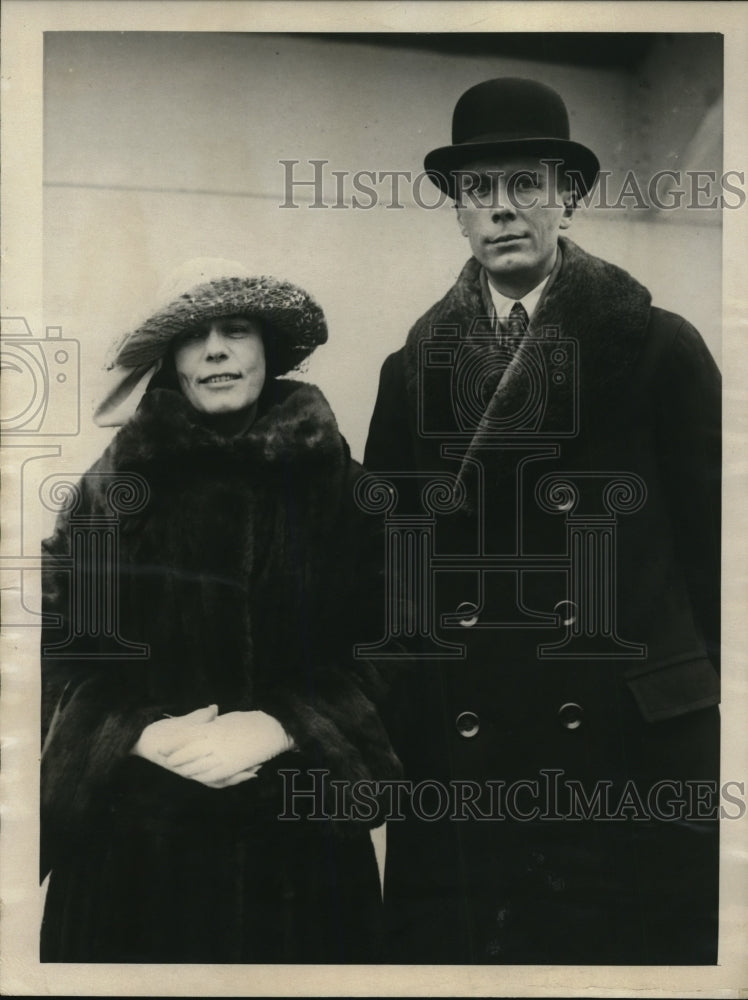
2, 2, 746, 996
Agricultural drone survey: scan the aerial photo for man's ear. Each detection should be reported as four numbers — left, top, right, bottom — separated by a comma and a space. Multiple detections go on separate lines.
559, 189, 575, 231
455, 206, 469, 238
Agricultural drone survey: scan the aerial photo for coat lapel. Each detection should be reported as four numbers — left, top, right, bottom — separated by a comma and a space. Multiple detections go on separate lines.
403, 238, 653, 508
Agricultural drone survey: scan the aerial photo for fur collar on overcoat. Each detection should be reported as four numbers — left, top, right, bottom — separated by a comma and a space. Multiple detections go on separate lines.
402, 237, 653, 501
113, 377, 346, 470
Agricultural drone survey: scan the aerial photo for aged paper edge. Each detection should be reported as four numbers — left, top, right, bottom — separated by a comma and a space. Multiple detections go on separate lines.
1, 1, 746, 996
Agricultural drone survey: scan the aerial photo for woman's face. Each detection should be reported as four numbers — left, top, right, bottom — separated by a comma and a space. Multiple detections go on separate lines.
173, 315, 266, 415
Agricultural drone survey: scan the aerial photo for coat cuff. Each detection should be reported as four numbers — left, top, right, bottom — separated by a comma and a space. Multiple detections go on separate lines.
42, 674, 165, 845
258, 663, 403, 785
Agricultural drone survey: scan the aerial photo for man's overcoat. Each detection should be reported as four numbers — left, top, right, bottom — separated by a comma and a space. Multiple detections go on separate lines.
365, 237, 720, 964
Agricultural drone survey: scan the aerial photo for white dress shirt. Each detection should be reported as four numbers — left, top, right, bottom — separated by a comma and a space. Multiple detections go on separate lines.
486, 272, 551, 325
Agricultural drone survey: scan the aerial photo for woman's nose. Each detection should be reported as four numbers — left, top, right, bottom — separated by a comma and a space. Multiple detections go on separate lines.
204, 326, 228, 357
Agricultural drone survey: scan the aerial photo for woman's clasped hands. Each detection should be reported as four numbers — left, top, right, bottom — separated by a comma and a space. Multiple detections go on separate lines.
132, 705, 295, 788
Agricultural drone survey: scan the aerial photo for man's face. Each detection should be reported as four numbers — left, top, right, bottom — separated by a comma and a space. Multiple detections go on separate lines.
174, 315, 266, 415
455, 155, 573, 294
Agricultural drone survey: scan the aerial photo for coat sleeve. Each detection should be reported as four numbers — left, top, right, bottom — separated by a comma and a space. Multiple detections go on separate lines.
40, 467, 166, 877
653, 315, 721, 672
364, 348, 417, 474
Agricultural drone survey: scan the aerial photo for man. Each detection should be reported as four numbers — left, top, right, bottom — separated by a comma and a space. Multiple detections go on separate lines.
365, 78, 720, 964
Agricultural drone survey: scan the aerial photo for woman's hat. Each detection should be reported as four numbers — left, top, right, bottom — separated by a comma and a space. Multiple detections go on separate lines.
424, 77, 600, 199
107, 257, 328, 377
94, 258, 328, 427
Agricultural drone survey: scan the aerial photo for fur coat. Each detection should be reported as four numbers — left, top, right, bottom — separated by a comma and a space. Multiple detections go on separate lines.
40, 378, 401, 963
365, 237, 721, 964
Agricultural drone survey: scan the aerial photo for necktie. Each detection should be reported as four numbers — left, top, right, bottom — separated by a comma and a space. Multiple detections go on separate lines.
498, 300, 529, 348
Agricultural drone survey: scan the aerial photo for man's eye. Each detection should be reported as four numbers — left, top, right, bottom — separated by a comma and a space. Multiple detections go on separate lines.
226, 327, 251, 338
514, 174, 540, 190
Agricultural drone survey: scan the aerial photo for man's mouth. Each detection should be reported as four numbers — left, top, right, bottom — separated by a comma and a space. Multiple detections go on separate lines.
198, 373, 241, 385
488, 234, 525, 244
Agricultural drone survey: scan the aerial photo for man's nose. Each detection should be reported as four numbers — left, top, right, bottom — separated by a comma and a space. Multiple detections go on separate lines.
204, 326, 228, 358
490, 187, 517, 221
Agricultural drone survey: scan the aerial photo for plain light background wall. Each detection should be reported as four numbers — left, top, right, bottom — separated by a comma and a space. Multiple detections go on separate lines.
44, 31, 723, 474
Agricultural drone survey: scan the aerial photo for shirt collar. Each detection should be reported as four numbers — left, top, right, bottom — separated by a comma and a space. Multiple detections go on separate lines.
486, 271, 550, 321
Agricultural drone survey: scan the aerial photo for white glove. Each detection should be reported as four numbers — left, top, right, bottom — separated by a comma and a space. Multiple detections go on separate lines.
132, 704, 219, 762
163, 710, 294, 786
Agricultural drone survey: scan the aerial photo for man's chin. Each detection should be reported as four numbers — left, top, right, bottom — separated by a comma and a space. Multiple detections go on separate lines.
483, 258, 530, 280
481, 243, 527, 262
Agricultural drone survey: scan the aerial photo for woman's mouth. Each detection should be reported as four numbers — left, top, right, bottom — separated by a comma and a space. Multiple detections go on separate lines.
198, 373, 241, 385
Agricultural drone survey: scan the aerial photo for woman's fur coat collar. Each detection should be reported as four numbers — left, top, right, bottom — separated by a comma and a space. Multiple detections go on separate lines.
110, 377, 347, 471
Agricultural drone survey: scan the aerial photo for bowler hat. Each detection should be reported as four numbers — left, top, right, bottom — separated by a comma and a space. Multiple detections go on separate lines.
424, 77, 600, 199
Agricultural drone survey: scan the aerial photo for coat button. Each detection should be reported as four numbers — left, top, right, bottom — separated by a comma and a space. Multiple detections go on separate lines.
558, 702, 584, 730
456, 710, 480, 738
553, 600, 577, 626
456, 601, 479, 627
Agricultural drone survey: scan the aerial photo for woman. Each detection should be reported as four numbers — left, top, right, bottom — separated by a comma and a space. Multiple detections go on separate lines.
40, 259, 401, 963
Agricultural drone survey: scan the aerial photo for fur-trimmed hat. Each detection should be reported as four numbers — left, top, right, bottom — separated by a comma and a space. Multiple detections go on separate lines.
107, 257, 328, 377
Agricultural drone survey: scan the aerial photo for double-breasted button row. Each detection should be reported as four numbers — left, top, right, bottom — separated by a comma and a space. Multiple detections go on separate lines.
453, 600, 578, 628
454, 702, 585, 738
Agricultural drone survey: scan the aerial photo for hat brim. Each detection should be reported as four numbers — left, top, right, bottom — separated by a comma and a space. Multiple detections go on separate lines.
111, 276, 327, 377
424, 138, 600, 199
